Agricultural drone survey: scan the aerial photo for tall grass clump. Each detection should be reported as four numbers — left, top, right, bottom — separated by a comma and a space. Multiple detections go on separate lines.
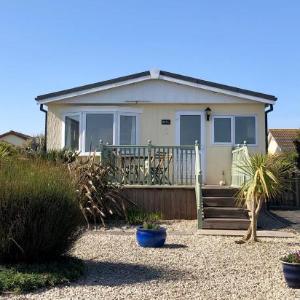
0, 159, 83, 263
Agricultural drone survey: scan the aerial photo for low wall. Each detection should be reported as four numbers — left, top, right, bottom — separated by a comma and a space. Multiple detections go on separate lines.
123, 186, 197, 220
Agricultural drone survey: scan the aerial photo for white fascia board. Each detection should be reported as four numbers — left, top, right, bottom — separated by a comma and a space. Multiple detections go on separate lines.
37, 75, 151, 104
159, 75, 276, 104
37, 73, 276, 105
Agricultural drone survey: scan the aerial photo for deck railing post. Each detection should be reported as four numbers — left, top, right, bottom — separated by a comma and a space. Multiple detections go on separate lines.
194, 140, 203, 229
147, 140, 152, 185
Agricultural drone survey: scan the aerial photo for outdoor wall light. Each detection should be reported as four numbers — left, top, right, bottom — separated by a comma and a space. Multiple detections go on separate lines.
205, 107, 211, 121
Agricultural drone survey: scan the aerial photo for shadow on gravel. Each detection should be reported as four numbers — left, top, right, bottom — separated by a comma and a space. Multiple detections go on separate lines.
258, 211, 292, 230
81, 260, 186, 286
163, 244, 188, 249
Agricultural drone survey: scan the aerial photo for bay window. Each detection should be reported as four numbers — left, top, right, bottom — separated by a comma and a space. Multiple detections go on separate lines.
65, 114, 80, 151
120, 115, 136, 145
63, 111, 139, 153
85, 113, 114, 152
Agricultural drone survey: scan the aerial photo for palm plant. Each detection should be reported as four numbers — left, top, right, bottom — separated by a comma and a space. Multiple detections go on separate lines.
236, 154, 293, 242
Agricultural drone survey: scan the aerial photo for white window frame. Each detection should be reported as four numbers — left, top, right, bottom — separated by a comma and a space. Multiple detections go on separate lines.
61, 112, 82, 152
83, 111, 117, 153
61, 108, 140, 155
212, 114, 257, 146
234, 115, 257, 146
212, 116, 233, 145
117, 112, 140, 145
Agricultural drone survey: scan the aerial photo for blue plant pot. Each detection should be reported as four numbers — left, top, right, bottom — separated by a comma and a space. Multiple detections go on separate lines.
136, 226, 166, 248
282, 261, 300, 288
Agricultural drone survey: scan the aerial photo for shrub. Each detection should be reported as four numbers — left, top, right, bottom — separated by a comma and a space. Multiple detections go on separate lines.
69, 155, 132, 228
23, 134, 45, 152
0, 159, 83, 263
29, 149, 78, 164
142, 222, 161, 230
0, 142, 19, 158
281, 251, 300, 264
0, 257, 84, 293
294, 133, 300, 170
127, 210, 162, 225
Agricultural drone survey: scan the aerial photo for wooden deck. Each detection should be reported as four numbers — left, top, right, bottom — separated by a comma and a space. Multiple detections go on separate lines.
124, 186, 197, 220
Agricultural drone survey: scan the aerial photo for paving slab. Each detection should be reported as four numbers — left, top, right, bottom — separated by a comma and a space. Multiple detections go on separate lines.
197, 229, 296, 238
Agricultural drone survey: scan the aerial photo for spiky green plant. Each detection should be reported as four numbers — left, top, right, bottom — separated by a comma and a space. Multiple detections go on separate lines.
0, 142, 18, 159
236, 154, 294, 242
68, 154, 133, 228
0, 144, 9, 159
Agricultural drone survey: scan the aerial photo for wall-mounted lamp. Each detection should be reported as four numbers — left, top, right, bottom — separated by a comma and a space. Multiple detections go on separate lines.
205, 107, 211, 121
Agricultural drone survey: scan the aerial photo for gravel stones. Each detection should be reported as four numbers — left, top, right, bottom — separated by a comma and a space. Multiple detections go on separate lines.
10, 221, 300, 300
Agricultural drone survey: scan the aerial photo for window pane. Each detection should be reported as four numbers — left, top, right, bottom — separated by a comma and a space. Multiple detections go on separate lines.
180, 115, 201, 145
120, 115, 136, 145
65, 115, 79, 151
235, 116, 256, 144
85, 114, 113, 152
214, 117, 231, 143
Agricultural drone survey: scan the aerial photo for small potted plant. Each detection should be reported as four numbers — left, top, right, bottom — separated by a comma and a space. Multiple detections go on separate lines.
136, 222, 166, 248
281, 251, 300, 288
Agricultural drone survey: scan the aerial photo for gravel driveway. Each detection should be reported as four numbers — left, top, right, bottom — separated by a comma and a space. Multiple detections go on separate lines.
9, 221, 300, 300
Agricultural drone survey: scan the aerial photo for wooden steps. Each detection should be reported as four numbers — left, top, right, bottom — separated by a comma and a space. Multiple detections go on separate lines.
204, 207, 248, 219
202, 186, 250, 230
203, 197, 237, 207
203, 218, 250, 230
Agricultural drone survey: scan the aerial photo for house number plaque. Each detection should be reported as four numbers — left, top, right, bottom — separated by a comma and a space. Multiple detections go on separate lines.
161, 119, 171, 125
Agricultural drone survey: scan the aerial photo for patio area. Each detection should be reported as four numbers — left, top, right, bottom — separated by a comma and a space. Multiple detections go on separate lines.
12, 220, 300, 300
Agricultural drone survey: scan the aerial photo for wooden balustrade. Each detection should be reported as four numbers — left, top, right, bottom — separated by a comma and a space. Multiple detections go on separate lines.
231, 143, 250, 187
99, 140, 197, 186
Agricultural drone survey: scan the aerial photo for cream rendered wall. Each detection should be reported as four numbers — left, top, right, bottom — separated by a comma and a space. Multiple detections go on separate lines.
47, 104, 63, 150
135, 103, 266, 185
47, 102, 266, 185
0, 135, 27, 146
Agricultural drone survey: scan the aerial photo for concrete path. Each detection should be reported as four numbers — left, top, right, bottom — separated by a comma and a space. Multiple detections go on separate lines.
197, 229, 296, 238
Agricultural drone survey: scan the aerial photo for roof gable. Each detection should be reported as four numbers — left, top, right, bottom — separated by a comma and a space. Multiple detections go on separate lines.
50, 78, 264, 105
36, 70, 277, 104
0, 130, 31, 140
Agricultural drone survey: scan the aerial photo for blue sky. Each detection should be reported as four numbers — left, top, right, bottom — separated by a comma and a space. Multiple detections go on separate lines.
0, 1, 299, 135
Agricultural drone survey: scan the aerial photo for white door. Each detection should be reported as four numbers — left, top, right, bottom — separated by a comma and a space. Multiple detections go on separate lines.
175, 111, 205, 184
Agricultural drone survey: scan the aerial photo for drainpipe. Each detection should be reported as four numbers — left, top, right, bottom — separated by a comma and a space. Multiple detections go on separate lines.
265, 104, 273, 153
40, 104, 47, 152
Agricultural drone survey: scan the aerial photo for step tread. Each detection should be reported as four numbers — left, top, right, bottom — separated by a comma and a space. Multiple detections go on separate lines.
204, 207, 247, 211
203, 196, 240, 207
203, 218, 250, 230
202, 196, 236, 199
202, 188, 238, 197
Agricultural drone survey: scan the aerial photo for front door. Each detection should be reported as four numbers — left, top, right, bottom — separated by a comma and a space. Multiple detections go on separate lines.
176, 111, 205, 184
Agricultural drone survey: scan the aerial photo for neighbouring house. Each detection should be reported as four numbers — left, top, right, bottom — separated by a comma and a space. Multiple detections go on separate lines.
35, 69, 277, 229
0, 130, 31, 147
268, 129, 300, 155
